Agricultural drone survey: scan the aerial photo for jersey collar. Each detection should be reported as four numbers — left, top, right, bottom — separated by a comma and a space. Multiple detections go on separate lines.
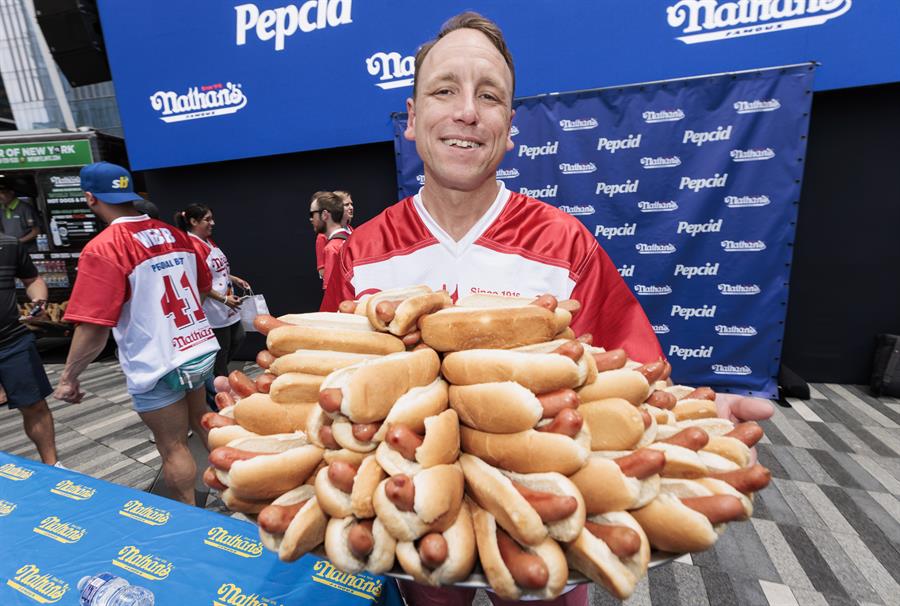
412, 182, 511, 257
110, 214, 150, 225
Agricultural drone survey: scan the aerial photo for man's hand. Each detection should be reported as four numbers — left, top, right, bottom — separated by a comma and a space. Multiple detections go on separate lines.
715, 393, 774, 423
53, 378, 85, 404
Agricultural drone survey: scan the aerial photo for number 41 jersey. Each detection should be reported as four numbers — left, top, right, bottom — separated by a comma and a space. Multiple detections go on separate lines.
64, 215, 219, 394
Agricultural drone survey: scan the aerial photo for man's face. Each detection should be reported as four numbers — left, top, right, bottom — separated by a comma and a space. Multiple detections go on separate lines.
309, 201, 326, 234
342, 197, 354, 223
405, 28, 515, 193
0, 190, 13, 205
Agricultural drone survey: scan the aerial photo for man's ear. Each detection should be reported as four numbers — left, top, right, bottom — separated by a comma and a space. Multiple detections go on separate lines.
505, 108, 516, 152
404, 97, 416, 142
84, 192, 98, 208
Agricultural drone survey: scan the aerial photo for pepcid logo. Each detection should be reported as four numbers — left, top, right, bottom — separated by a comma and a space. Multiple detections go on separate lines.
653, 324, 671, 334
635, 243, 676, 255
215, 583, 283, 606
634, 284, 673, 296
33, 516, 87, 544
496, 168, 519, 180
119, 500, 171, 526
113, 546, 172, 581
718, 283, 762, 295
683, 126, 732, 146
366, 51, 414, 89
520, 185, 557, 199
674, 262, 719, 279
50, 480, 95, 501
680, 173, 728, 192
721, 239, 766, 252
618, 264, 635, 277
205, 527, 264, 558
0, 463, 33, 481
559, 162, 597, 175
235, 1, 352, 50
310, 559, 384, 601
677, 218, 723, 237
597, 134, 641, 153
150, 82, 247, 123
596, 179, 639, 197
671, 304, 717, 319
641, 156, 681, 169
667, 0, 852, 44
716, 325, 758, 336
518, 141, 559, 159
725, 194, 770, 208
560, 118, 598, 131
6, 564, 68, 604
731, 148, 776, 162
669, 344, 714, 360
643, 109, 685, 123
734, 99, 781, 113
712, 364, 753, 375
594, 223, 637, 240
558, 204, 595, 216
0, 499, 15, 516
638, 200, 678, 213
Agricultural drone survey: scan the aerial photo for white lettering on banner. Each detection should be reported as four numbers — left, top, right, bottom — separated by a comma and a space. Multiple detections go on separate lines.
596, 180, 639, 197
674, 262, 719, 279
594, 223, 637, 240
683, 125, 732, 146
716, 325, 758, 336
635, 284, 673, 295
510, 126, 520, 136
519, 185, 557, 198
731, 148, 776, 162
635, 243, 676, 255
734, 99, 781, 113
641, 156, 681, 169
558, 204, 595, 216
618, 264, 635, 277
721, 240, 766, 252
496, 168, 519, 180
150, 83, 247, 123
132, 228, 177, 249
671, 304, 717, 319
416, 174, 425, 185
597, 134, 641, 153
712, 364, 753, 375
559, 162, 597, 175
560, 118, 599, 131
366, 51, 414, 89
667, 0, 852, 44
50, 176, 80, 187
679, 173, 728, 192
718, 283, 762, 295
669, 344, 714, 360
677, 218, 723, 237
234, 0, 353, 51
643, 109, 685, 123
518, 141, 558, 159
653, 324, 671, 334
725, 194, 770, 208
638, 200, 678, 213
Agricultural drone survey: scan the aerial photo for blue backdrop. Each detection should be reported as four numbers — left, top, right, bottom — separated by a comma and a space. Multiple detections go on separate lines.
394, 65, 815, 397
96, 1, 896, 169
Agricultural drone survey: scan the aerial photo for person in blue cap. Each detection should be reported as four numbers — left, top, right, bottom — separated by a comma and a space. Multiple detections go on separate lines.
53, 162, 220, 505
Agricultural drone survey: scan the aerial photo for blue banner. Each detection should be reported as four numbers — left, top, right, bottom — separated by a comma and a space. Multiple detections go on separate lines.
97, 1, 896, 169
394, 65, 814, 397
0, 452, 402, 605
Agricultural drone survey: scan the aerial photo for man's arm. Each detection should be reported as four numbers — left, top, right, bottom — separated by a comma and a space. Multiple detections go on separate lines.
22, 275, 48, 305
53, 323, 111, 403
19, 226, 39, 245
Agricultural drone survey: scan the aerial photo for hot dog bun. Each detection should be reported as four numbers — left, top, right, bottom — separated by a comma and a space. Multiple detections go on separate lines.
315, 455, 386, 518
269, 349, 379, 377
372, 464, 464, 541
513, 338, 598, 388
212, 434, 324, 500
258, 485, 328, 562
366, 286, 453, 335
220, 489, 271, 514
460, 427, 588, 475
570, 453, 660, 514
233, 394, 312, 435
672, 398, 719, 421
269, 373, 324, 403
208, 425, 259, 450
375, 409, 460, 477
579, 398, 651, 451
395, 500, 477, 586
420, 306, 557, 352
371, 378, 449, 442
267, 313, 405, 357
455, 294, 573, 336
442, 350, 581, 393
324, 516, 397, 574
578, 368, 651, 407
449, 382, 542, 433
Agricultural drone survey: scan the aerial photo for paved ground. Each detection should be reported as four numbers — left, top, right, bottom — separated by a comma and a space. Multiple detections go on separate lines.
3, 360, 900, 606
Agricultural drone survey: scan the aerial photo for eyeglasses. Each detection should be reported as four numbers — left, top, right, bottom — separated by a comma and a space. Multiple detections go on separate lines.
309, 209, 323, 218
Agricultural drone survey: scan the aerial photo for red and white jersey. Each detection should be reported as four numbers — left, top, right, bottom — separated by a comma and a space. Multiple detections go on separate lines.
65, 215, 219, 393
188, 233, 240, 328
321, 184, 663, 363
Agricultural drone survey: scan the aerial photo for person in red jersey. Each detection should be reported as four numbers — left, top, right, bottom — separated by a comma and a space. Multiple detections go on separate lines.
314, 190, 354, 280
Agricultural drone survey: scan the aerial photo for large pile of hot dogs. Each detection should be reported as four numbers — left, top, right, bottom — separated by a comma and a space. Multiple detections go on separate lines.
201, 286, 770, 601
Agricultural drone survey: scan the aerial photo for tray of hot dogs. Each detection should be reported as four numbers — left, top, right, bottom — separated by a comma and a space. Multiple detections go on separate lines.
202, 286, 770, 602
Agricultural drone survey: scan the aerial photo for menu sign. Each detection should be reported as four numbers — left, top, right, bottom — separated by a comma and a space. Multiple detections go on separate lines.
37, 172, 99, 250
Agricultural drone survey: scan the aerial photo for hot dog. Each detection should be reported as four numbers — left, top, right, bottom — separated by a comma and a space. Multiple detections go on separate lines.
454, 293, 575, 337
365, 286, 453, 336
324, 516, 397, 575
420, 304, 558, 352
577, 347, 652, 406
268, 349, 380, 377
372, 464, 464, 541
395, 501, 477, 586
569, 450, 663, 515
442, 347, 585, 395
208, 424, 259, 450
706, 464, 771, 495
449, 382, 543, 433
232, 393, 312, 435
460, 426, 588, 475
256, 349, 276, 370
578, 398, 656, 451
647, 427, 712, 479
253, 314, 289, 335
255, 373, 275, 394
257, 485, 328, 562
314, 455, 386, 518
672, 398, 719, 422
371, 379, 449, 442
269, 372, 324, 404
512, 339, 598, 388
375, 409, 460, 477
228, 370, 257, 398
267, 312, 405, 357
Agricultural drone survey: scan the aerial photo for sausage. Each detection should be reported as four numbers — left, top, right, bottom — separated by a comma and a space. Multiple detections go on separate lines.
558, 299, 581, 314
385, 424, 424, 461
375, 300, 400, 323
418, 533, 449, 569
530, 294, 558, 313
635, 361, 665, 384
512, 482, 578, 522
537, 388, 579, 418
318, 425, 340, 450
576, 333, 593, 345
660, 427, 709, 451
208, 446, 262, 471
552, 340, 584, 362
202, 466, 228, 491
201, 412, 236, 431
725, 422, 764, 447
686, 386, 716, 401
328, 461, 359, 493
496, 528, 549, 590
680, 495, 747, 524
351, 422, 381, 443
592, 349, 627, 372
385, 475, 415, 512
214, 391, 236, 411
708, 464, 771, 494
256, 349, 276, 370
401, 330, 422, 347
348, 519, 375, 560
640, 408, 652, 429
258, 500, 307, 534
614, 449, 666, 479
660, 359, 672, 382
253, 314, 289, 335
645, 390, 677, 410
536, 408, 583, 438
228, 370, 258, 398
584, 521, 641, 559
338, 300, 358, 314
255, 373, 275, 394
413, 342, 432, 351
319, 388, 344, 413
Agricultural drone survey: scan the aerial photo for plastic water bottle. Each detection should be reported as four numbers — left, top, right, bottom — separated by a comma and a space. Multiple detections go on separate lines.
77, 573, 154, 606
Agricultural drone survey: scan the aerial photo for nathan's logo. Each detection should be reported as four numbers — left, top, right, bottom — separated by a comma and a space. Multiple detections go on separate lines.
596, 180, 639, 197
119, 500, 171, 526
50, 480, 95, 501
677, 218, 723, 237
366, 51, 414, 89
235, 0, 352, 50
510, 125, 520, 136
597, 134, 641, 153
667, 0, 852, 44
618, 264, 635, 277
731, 148, 776, 162
416, 174, 425, 185
680, 173, 728, 192
49, 175, 80, 187
635, 243, 676, 255
718, 283, 761, 295
641, 156, 681, 169
111, 176, 129, 189
496, 168, 519, 180
683, 126, 732, 146
675, 262, 719, 279
215, 583, 281, 606
558, 204, 595, 216
0, 463, 33, 481
721, 239, 766, 252
113, 546, 172, 581
6, 565, 68, 604
672, 304, 717, 320
734, 99, 781, 113
205, 527, 264, 558
653, 324, 671, 334
559, 162, 597, 175
639, 200, 678, 213
518, 141, 558, 159
560, 118, 598, 131
634, 284, 673, 296
713, 363, 752, 375
0, 499, 16, 516
310, 560, 383, 601
594, 223, 636, 240
725, 194, 770, 208
150, 82, 247, 123
520, 185, 557, 199
33, 516, 86, 544
173, 326, 215, 352
643, 109, 685, 123
669, 344, 714, 360
716, 325, 758, 336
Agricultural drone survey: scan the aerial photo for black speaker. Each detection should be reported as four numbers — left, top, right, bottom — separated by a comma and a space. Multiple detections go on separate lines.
34, 0, 111, 87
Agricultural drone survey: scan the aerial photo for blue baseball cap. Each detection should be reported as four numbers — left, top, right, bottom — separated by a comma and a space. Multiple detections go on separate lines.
79, 162, 142, 204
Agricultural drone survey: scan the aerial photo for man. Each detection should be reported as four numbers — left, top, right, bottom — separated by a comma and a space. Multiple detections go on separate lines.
53, 162, 219, 506
0, 227, 59, 466
0, 185, 40, 253
322, 12, 773, 605
310, 191, 350, 290
314, 190, 354, 279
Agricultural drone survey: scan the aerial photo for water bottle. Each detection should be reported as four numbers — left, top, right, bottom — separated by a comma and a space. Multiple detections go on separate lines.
77, 573, 154, 606
49, 217, 63, 247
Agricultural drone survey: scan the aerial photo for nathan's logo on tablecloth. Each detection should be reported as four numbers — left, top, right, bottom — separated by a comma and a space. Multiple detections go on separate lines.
731, 148, 776, 162
119, 499, 171, 526
205, 527, 264, 558
560, 118, 598, 131
641, 155, 681, 169
669, 344, 714, 360
112, 546, 172, 581
520, 185, 557, 199
558, 204, 595, 216
679, 173, 728, 192
496, 168, 519, 180
310, 560, 383, 601
713, 364, 753, 375
33, 516, 87, 544
366, 51, 414, 90
725, 194, 770, 208
653, 324, 671, 334
559, 162, 597, 175
677, 218, 723, 237
594, 223, 637, 240
6, 564, 69, 604
638, 200, 678, 213
683, 126, 732, 146
716, 324, 758, 336
674, 262, 719, 279
596, 179, 639, 197
50, 480, 95, 501
667, 0, 852, 44
235, 1, 352, 50
634, 284, 673, 296
215, 583, 282, 606
635, 243, 676, 255
721, 239, 766, 252
734, 99, 781, 113
597, 134, 641, 153
643, 109, 685, 123
150, 82, 247, 123
718, 283, 761, 295
0, 463, 33, 481
0, 499, 16, 516
618, 264, 635, 277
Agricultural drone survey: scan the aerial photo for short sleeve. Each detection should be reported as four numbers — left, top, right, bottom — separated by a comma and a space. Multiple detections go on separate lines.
15, 242, 38, 280
63, 252, 129, 326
